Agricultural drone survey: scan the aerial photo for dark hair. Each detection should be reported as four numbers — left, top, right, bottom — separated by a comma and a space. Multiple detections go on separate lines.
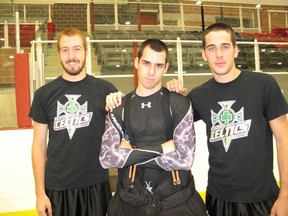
138, 39, 169, 64
202, 23, 236, 49
57, 27, 87, 52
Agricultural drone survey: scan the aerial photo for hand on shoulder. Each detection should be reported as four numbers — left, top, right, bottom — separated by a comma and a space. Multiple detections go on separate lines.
166, 79, 187, 94
105, 91, 125, 111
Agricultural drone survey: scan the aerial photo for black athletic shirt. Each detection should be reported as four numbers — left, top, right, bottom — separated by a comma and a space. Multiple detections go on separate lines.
100, 87, 196, 191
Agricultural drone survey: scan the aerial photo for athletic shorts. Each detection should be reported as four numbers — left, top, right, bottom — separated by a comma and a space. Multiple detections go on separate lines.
108, 186, 208, 216
205, 193, 278, 216
46, 180, 112, 216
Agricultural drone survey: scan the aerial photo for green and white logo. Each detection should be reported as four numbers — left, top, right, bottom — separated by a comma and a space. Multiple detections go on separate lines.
54, 94, 93, 139
210, 100, 251, 152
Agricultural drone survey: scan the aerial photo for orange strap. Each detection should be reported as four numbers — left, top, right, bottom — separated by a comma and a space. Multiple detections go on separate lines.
172, 170, 181, 185
128, 164, 137, 188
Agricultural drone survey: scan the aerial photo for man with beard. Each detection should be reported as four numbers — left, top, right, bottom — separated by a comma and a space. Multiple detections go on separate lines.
29, 27, 117, 216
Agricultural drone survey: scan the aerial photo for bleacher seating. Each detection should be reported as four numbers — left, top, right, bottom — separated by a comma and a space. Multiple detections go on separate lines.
118, 14, 136, 25
169, 48, 191, 72
95, 14, 107, 24
180, 34, 198, 40
106, 14, 115, 25
272, 27, 288, 37
235, 46, 248, 69
130, 31, 147, 40
189, 48, 209, 70
164, 33, 178, 40
277, 46, 288, 67
99, 47, 126, 73
264, 45, 284, 69
123, 47, 136, 71
92, 29, 288, 74
147, 33, 165, 40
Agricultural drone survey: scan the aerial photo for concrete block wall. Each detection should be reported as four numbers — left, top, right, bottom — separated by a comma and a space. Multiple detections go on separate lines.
261, 5, 287, 32
0, 48, 29, 85
53, 3, 87, 32
0, 3, 49, 22
0, 2, 287, 35
0, 49, 16, 85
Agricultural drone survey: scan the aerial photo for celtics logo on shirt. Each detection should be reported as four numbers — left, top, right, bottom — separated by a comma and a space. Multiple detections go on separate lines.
210, 100, 251, 152
54, 94, 93, 139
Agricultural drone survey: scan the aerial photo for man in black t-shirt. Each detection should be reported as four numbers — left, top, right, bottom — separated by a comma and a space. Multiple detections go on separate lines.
166, 23, 288, 216
29, 27, 117, 216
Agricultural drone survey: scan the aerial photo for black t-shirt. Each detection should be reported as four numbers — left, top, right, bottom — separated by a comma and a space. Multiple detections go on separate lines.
29, 75, 117, 190
187, 71, 288, 202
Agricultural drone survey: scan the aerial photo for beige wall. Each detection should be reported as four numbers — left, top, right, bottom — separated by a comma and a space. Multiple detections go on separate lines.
0, 87, 17, 128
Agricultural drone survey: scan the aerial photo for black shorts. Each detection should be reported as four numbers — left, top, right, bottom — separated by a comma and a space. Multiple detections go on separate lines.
108, 180, 208, 216
205, 193, 278, 216
46, 181, 112, 216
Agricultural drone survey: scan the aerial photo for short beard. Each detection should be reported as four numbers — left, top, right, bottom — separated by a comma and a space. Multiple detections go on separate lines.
61, 60, 86, 76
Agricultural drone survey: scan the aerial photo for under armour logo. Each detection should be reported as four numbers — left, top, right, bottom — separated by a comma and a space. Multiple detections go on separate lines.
141, 102, 152, 109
